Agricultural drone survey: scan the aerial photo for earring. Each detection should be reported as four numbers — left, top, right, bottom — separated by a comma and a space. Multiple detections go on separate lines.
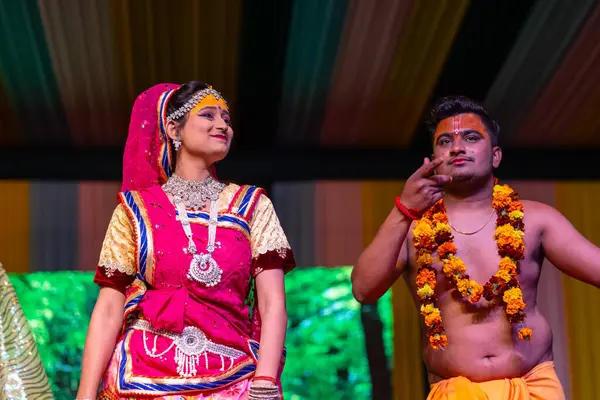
173, 137, 181, 151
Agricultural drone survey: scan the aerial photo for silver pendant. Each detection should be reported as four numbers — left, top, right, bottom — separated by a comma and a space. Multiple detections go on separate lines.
188, 253, 222, 287
174, 326, 207, 377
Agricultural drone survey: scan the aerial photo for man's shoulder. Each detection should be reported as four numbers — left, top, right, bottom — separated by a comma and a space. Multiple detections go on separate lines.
521, 200, 563, 228
521, 199, 558, 214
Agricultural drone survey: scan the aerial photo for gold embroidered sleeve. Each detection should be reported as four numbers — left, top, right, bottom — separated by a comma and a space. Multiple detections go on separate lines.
250, 194, 292, 259
97, 204, 136, 277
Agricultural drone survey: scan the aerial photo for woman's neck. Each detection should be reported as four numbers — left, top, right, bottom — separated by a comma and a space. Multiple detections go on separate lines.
174, 153, 211, 181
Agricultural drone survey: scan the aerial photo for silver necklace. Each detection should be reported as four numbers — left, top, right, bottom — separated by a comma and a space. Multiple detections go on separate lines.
448, 209, 496, 235
162, 174, 226, 211
163, 174, 225, 287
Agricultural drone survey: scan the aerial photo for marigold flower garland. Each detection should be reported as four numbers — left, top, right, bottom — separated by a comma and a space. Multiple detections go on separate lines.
413, 179, 532, 350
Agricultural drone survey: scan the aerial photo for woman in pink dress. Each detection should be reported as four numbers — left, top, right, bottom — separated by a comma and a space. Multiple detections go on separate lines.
76, 82, 295, 400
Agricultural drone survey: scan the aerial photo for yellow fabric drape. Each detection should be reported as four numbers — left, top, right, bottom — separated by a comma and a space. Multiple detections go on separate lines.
555, 182, 600, 400
0, 182, 29, 272
361, 181, 425, 399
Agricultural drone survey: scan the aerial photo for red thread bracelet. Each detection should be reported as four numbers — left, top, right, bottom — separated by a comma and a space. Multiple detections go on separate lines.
395, 196, 421, 220
252, 375, 277, 384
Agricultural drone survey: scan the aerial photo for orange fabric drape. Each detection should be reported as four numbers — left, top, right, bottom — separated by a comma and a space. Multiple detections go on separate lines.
555, 182, 600, 399
361, 180, 425, 399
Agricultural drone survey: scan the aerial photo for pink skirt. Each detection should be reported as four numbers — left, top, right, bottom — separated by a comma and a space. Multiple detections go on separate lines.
98, 341, 251, 400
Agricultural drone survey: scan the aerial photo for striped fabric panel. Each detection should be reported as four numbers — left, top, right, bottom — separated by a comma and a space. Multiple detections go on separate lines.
276, 0, 349, 146
77, 181, 120, 271
272, 182, 316, 267
314, 181, 363, 267
0, 181, 30, 273
29, 182, 78, 271
555, 182, 600, 400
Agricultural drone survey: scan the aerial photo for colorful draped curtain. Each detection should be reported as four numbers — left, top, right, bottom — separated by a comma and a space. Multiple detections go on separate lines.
2, 0, 599, 149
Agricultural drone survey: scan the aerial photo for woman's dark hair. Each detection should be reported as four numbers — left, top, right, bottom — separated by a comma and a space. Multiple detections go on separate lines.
166, 80, 211, 125
425, 95, 500, 146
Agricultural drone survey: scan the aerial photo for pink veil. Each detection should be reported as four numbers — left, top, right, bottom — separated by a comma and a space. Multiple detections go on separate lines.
121, 83, 180, 192
121, 83, 220, 192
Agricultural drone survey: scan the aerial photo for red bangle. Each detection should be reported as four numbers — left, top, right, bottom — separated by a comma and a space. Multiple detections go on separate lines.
252, 375, 277, 384
395, 196, 421, 220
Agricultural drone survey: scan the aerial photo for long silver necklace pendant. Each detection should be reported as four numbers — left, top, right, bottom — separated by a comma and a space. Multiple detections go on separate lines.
173, 194, 223, 287
188, 253, 222, 287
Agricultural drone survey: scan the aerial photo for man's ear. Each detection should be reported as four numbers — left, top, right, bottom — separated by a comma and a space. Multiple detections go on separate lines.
492, 146, 502, 169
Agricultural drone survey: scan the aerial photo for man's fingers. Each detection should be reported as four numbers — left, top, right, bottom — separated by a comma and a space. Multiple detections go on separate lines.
424, 157, 430, 165
416, 157, 443, 177
429, 174, 452, 185
430, 191, 444, 204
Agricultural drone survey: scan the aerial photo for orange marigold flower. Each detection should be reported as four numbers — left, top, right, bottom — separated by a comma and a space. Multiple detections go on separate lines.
518, 327, 533, 341
425, 312, 441, 327
492, 193, 512, 209
508, 201, 524, 212
499, 257, 517, 273
443, 256, 466, 276
438, 242, 458, 260
417, 268, 437, 287
468, 281, 483, 303
430, 334, 448, 350
433, 212, 448, 224
506, 299, 526, 314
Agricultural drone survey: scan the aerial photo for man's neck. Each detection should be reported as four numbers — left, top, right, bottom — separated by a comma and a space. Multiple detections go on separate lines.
443, 176, 495, 210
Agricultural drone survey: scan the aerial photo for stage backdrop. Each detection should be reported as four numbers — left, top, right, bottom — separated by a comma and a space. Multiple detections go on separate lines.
2, 179, 600, 399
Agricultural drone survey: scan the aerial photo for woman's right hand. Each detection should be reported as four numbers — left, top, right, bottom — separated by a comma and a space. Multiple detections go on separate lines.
399, 157, 452, 215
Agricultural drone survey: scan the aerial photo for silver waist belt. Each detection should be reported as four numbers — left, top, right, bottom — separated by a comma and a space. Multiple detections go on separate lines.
130, 319, 247, 377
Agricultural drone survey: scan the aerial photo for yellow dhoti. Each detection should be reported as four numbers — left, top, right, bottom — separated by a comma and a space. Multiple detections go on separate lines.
427, 361, 565, 400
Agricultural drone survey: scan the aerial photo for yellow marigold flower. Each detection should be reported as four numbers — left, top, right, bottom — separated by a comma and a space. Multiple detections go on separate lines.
495, 225, 525, 242
420, 304, 437, 315
413, 220, 434, 239
417, 284, 434, 298
509, 210, 524, 220
435, 222, 451, 233
456, 279, 471, 296
503, 287, 523, 303
417, 253, 435, 267
496, 269, 512, 282
493, 184, 514, 196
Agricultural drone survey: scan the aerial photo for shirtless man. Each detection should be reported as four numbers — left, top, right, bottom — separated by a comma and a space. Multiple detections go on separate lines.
351, 96, 600, 399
